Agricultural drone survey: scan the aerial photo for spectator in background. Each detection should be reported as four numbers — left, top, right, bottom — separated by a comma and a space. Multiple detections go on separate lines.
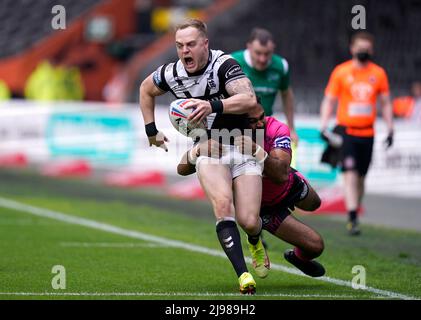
25, 59, 58, 101
0, 79, 11, 101
231, 28, 298, 145
61, 65, 84, 100
24, 58, 84, 101
393, 81, 421, 122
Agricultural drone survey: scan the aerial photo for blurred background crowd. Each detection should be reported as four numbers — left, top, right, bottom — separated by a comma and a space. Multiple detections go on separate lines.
0, 0, 420, 121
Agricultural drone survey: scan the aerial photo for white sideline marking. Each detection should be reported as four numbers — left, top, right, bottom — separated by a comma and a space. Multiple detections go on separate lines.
60, 242, 169, 248
0, 197, 418, 300
0, 292, 387, 299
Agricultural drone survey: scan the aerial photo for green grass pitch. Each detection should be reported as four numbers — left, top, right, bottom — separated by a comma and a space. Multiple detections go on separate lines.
0, 169, 420, 300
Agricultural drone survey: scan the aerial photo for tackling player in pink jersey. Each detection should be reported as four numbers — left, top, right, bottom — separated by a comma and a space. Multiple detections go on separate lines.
177, 103, 326, 279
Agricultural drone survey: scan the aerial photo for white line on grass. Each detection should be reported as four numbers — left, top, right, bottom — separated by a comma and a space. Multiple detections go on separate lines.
0, 197, 417, 300
0, 292, 389, 299
59, 242, 169, 248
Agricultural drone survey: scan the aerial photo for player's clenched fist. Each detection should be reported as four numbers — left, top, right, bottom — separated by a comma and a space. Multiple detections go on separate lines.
148, 131, 169, 152
234, 135, 256, 156
234, 135, 267, 163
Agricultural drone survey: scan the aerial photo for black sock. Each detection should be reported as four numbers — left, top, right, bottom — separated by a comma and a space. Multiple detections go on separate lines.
247, 234, 260, 245
247, 218, 262, 245
349, 210, 358, 223
216, 220, 248, 277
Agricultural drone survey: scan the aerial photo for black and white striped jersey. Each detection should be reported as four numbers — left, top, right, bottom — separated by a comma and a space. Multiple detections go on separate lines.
152, 49, 249, 132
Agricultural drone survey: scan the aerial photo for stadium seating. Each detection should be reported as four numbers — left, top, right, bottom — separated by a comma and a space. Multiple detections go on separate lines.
0, 0, 101, 59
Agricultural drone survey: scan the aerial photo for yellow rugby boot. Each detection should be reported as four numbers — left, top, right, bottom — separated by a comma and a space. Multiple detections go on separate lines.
248, 238, 270, 278
239, 272, 256, 295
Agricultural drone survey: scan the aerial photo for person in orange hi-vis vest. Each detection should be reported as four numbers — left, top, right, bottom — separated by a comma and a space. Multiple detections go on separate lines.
319, 31, 394, 236
393, 81, 421, 121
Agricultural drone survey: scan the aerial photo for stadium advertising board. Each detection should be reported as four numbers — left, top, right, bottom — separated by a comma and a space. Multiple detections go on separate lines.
46, 112, 135, 164
0, 102, 419, 197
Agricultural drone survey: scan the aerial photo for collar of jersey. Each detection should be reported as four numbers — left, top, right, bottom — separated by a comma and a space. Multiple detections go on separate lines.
184, 50, 213, 77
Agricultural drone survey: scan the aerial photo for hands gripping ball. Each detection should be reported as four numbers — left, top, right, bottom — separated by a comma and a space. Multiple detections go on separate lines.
169, 99, 207, 138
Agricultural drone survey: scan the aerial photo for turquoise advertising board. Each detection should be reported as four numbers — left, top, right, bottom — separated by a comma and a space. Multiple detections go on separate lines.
46, 112, 135, 164
295, 127, 339, 186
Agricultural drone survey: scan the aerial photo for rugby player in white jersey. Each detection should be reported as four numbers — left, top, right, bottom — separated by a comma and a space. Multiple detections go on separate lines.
139, 19, 266, 294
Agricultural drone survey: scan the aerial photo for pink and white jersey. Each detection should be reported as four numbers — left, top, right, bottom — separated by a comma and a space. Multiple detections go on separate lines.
261, 116, 294, 206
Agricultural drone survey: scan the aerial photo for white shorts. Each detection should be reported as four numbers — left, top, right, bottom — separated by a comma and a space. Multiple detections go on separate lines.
196, 145, 263, 179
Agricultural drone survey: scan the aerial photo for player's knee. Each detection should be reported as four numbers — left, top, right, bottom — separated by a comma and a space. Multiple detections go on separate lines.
213, 197, 233, 217
237, 215, 261, 235
309, 235, 324, 257
300, 232, 324, 259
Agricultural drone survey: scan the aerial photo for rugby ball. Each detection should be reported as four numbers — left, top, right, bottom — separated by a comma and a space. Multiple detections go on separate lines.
169, 99, 207, 138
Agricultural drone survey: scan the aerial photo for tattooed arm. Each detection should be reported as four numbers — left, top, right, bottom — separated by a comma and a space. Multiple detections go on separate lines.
185, 59, 257, 122
221, 77, 257, 114
186, 76, 258, 122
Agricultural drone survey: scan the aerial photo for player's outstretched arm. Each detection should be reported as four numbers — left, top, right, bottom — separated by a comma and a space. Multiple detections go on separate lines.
139, 73, 166, 126
139, 74, 169, 150
263, 149, 291, 185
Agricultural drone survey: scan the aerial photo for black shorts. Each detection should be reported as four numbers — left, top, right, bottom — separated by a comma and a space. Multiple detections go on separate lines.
260, 170, 309, 234
340, 134, 374, 176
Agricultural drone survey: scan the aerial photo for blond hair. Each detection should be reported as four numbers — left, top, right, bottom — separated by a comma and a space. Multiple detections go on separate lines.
174, 19, 208, 38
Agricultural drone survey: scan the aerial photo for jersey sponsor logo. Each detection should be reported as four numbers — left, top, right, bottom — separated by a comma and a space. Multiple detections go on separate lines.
255, 87, 277, 94
175, 76, 200, 84
348, 103, 373, 116
225, 65, 242, 79
207, 78, 217, 89
368, 75, 376, 84
273, 137, 291, 149
299, 181, 309, 200
268, 72, 280, 81
350, 82, 374, 101
152, 70, 162, 86
172, 84, 188, 94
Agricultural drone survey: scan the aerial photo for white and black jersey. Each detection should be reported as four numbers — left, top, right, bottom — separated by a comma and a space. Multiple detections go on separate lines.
152, 49, 249, 132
